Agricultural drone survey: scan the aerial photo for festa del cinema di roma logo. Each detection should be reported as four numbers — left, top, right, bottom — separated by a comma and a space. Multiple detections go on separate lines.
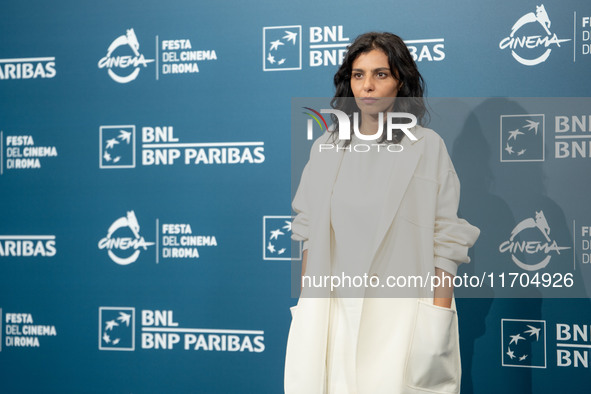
98, 28, 154, 83
499, 4, 570, 66
98, 211, 154, 265
499, 210, 570, 271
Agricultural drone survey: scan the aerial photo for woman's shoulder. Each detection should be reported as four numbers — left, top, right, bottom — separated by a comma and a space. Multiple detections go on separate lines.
411, 126, 452, 153
312, 129, 336, 146
411, 125, 443, 144
411, 126, 458, 177
308, 130, 338, 157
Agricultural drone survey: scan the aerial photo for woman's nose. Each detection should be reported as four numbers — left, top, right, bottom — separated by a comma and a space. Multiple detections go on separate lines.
363, 77, 374, 92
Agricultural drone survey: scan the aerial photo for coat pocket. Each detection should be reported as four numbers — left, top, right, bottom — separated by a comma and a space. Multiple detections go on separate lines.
403, 300, 461, 393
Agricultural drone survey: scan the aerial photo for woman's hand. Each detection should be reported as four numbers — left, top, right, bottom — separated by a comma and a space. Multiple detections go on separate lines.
300, 249, 308, 294
433, 267, 453, 308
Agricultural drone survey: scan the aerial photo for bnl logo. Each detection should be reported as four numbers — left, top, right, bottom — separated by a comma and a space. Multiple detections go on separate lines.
500, 114, 545, 162
100, 125, 136, 168
99, 307, 135, 351
501, 319, 547, 368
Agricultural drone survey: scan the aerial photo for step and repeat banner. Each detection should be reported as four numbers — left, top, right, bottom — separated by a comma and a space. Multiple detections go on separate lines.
1, 0, 591, 393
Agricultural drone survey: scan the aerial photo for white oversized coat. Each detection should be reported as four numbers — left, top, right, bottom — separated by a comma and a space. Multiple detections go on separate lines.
285, 126, 480, 394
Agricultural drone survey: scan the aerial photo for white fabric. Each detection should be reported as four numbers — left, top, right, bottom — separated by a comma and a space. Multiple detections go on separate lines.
326, 297, 361, 393
285, 127, 480, 394
330, 135, 391, 295
327, 136, 391, 393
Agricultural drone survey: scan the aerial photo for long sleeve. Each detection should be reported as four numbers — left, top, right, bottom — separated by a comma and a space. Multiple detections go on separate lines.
291, 161, 311, 251
433, 142, 480, 276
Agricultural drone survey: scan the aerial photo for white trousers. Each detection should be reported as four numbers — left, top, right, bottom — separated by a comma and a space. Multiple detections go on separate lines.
326, 297, 364, 394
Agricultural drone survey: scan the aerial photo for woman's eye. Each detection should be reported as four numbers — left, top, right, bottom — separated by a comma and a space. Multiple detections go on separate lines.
377, 72, 388, 78
353, 73, 363, 79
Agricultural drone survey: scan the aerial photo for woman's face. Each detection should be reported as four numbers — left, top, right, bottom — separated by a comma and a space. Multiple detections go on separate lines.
350, 49, 400, 115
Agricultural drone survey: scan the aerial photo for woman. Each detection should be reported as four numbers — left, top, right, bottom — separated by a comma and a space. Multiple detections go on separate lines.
285, 32, 480, 394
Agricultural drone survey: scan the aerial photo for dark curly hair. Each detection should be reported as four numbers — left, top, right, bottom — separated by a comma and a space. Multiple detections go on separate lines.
330, 32, 428, 144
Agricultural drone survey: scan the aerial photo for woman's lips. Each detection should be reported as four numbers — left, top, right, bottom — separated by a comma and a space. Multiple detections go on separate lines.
360, 97, 378, 104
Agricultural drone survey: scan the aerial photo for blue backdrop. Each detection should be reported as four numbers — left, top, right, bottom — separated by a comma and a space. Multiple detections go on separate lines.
1, 0, 591, 392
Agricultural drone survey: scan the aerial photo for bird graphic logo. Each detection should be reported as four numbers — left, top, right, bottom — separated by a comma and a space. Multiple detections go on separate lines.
502, 319, 546, 368
100, 125, 136, 168
263, 26, 302, 71
500, 115, 544, 162
263, 216, 300, 260
99, 307, 135, 351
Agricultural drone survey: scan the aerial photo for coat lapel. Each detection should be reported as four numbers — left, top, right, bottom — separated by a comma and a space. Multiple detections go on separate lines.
368, 131, 424, 264
308, 130, 425, 275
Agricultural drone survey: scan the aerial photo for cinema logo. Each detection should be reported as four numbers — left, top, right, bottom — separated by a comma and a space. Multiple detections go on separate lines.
499, 210, 569, 271
303, 108, 417, 152
99, 307, 265, 352
98, 211, 154, 266
0, 235, 56, 258
98, 28, 154, 83
0, 57, 56, 80
499, 4, 570, 66
98, 29, 218, 82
